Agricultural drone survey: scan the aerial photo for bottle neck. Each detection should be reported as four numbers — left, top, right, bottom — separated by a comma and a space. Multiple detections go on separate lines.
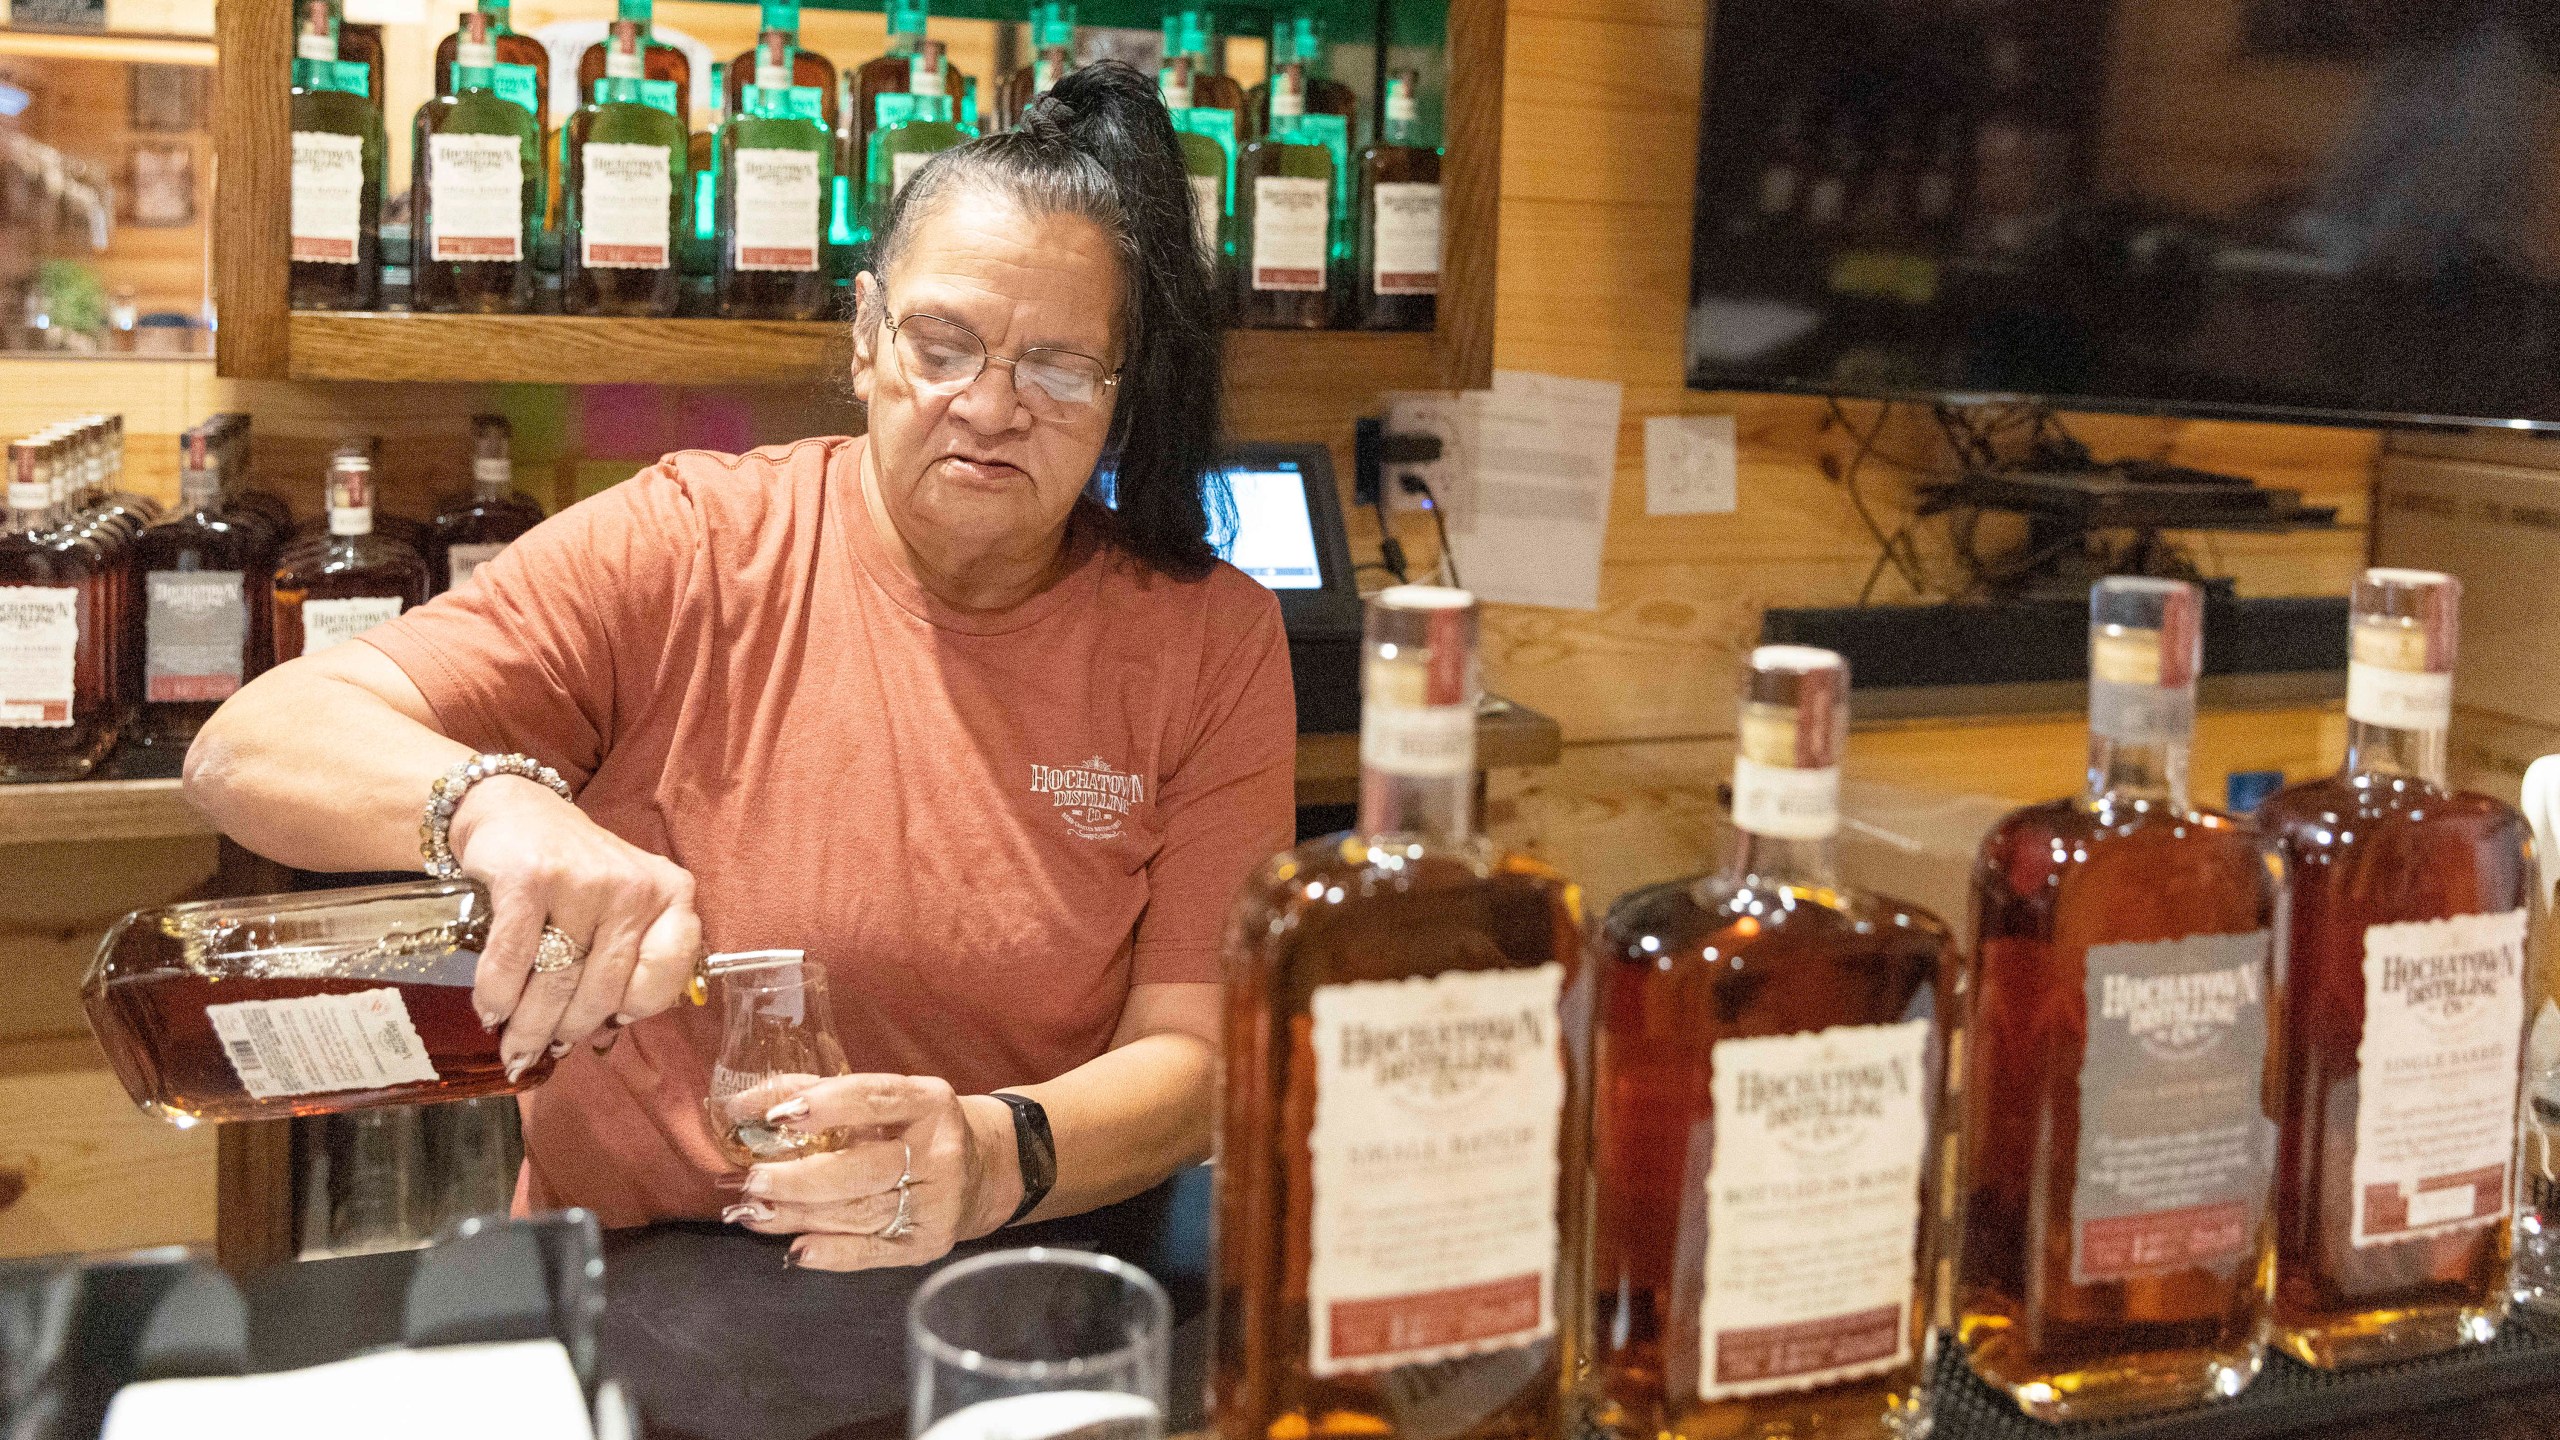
1725, 828, 1840, 890
479, 0, 512, 31
2346, 719, 2449, 787
2087, 731, 2189, 811
1358, 765, 1470, 845
1383, 105, 1417, 146
180, 467, 222, 512
473, 457, 510, 499
7, 483, 48, 529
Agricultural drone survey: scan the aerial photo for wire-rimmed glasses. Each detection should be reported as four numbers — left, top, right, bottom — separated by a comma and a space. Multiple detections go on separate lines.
882, 308, 1121, 420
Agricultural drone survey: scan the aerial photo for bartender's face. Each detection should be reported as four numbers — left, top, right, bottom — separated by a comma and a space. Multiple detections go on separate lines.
852, 190, 1125, 569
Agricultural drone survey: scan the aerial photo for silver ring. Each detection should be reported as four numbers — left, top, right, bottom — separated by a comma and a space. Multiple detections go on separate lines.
533, 926, 587, 974
875, 1180, 915, 1240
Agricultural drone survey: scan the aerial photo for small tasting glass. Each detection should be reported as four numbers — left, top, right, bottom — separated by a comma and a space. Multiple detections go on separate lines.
908, 1248, 1170, 1440
701, 952, 854, 1166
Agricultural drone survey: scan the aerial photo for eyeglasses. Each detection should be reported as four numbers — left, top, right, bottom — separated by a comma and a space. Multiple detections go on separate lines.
881, 308, 1121, 418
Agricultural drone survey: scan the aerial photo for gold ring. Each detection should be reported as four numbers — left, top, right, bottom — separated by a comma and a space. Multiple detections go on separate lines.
533, 926, 587, 974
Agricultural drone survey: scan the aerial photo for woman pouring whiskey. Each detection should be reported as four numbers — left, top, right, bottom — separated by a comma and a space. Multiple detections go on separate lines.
186, 63, 1291, 1273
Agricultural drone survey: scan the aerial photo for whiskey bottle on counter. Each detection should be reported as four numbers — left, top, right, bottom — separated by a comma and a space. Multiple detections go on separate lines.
271, 450, 428, 663
433, 0, 548, 116
413, 10, 542, 315
128, 429, 277, 757
1585, 646, 1951, 1440
726, 0, 837, 140
720, 31, 835, 320
1159, 8, 1242, 114
289, 0, 384, 312
1356, 69, 1440, 332
1216, 585, 1583, 1440
1160, 59, 1228, 264
576, 0, 694, 133
996, 2, 1074, 132
429, 415, 544, 594
1958, 577, 2275, 1421
0, 439, 112, 780
83, 880, 556, 1125
565, 20, 687, 319
1236, 63, 1336, 329
864, 40, 964, 228
2259, 569, 2535, 1368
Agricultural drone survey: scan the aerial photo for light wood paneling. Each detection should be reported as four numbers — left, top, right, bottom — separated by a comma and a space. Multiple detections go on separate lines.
0, 1049, 218, 1259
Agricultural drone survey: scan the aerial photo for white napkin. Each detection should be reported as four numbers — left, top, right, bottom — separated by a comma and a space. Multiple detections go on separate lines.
102, 1340, 595, 1440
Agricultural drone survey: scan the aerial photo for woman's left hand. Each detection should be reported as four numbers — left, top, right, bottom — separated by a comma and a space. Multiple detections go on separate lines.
718, 1074, 1025, 1270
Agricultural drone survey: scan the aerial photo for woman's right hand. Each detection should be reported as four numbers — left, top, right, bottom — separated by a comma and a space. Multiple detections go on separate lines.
448, 773, 704, 1076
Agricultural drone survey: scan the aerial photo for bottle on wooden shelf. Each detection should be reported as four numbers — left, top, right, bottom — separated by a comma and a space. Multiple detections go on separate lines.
996, 2, 1075, 132
1236, 63, 1338, 330
864, 40, 965, 233
1160, 58, 1228, 269
1957, 577, 2276, 1422
577, 0, 693, 135
62, 417, 149, 739
128, 427, 278, 759
320, 0, 384, 109
844, 1, 953, 197
1357, 69, 1440, 332
429, 415, 544, 595
726, 0, 837, 144
1215, 585, 1583, 1440
720, 31, 836, 321
1159, 7, 1241, 114
0, 438, 114, 781
271, 449, 428, 664
413, 10, 542, 316
1584, 645, 1952, 1440
564, 19, 688, 319
2258, 569, 2536, 1369
1243, 11, 1356, 142
289, 0, 385, 312
433, 0, 548, 117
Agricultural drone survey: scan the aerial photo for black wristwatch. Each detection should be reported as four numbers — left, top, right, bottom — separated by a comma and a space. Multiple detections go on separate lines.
991, 1092, 1056, 1227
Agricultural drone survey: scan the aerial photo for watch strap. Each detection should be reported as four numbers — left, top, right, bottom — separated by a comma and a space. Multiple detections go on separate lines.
991, 1091, 1056, 1227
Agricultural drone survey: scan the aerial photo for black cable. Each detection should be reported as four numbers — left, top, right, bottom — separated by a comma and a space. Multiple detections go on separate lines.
1822, 396, 1931, 601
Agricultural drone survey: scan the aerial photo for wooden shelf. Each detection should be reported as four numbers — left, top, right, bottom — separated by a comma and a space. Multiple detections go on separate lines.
284, 312, 1442, 387
0, 778, 216, 846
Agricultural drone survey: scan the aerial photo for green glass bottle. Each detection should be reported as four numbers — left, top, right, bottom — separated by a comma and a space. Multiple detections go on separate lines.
1356, 69, 1439, 331
1243, 12, 1355, 142
998, 2, 1074, 131
719, 31, 834, 320
414, 10, 540, 313
727, 0, 838, 137
865, 39, 965, 231
564, 19, 687, 317
1159, 57, 1228, 268
685, 60, 727, 276
1236, 62, 1336, 328
1159, 8, 1241, 112
288, 0, 383, 311
433, 0, 548, 118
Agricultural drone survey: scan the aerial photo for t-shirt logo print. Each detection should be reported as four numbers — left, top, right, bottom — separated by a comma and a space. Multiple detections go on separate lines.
1029, 756, 1148, 841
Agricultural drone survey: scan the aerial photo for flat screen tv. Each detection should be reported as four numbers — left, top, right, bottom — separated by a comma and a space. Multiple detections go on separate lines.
1686, 0, 2560, 430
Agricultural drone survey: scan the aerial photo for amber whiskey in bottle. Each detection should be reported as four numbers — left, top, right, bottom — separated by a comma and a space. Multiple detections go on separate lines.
129, 429, 277, 757
1586, 646, 1950, 1440
289, 0, 384, 312
429, 415, 544, 594
0, 441, 112, 781
725, 0, 837, 138
996, 3, 1075, 131
2259, 569, 2535, 1368
564, 20, 688, 318
83, 880, 557, 1125
271, 451, 428, 663
1357, 70, 1439, 332
433, 0, 548, 116
414, 11, 542, 315
843, 0, 955, 194
1217, 586, 1583, 1440
577, 0, 694, 132
1237, 64, 1338, 330
1160, 9, 1243, 114
1242, 12, 1356, 142
1958, 578, 2275, 1422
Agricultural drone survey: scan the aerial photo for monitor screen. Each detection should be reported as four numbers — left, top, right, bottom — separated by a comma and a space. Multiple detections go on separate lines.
1219, 463, 1327, 591
1687, 0, 2560, 429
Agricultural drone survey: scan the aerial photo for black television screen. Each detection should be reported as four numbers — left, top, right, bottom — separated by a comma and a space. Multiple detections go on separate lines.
1686, 0, 2560, 429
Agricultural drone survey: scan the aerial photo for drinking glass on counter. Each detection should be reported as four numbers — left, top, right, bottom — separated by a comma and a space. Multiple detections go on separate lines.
909, 1249, 1170, 1440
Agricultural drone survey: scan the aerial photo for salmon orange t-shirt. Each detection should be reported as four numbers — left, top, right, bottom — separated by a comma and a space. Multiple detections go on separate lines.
362, 437, 1296, 1226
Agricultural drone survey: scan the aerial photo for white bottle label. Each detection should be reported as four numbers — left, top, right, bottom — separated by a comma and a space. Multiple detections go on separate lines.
1360, 703, 1472, 779
892, 148, 933, 201
426, 132, 525, 262
1307, 963, 1564, 1376
1370, 181, 1441, 296
474, 456, 512, 487
1251, 175, 1329, 292
732, 148, 822, 271
0, 586, 78, 727
1698, 1020, 1931, 1401
2353, 909, 2530, 1247
290, 131, 366, 264
1730, 757, 1840, 841
446, 542, 508, 591
2346, 662, 2453, 732
207, 988, 441, 1100
300, 594, 406, 656
1190, 173, 1222, 255
145, 570, 247, 703
579, 142, 672, 269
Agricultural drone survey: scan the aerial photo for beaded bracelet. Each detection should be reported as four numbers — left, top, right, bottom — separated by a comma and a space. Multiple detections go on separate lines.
421, 752, 573, 879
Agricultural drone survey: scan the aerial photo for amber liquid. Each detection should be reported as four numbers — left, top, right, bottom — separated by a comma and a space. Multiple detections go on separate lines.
2257, 772, 2534, 1367
1215, 842, 1582, 1440
1586, 876, 1949, 1440
1357, 142, 1438, 332
726, 47, 837, 130
435, 27, 552, 114
0, 523, 114, 781
127, 503, 275, 754
1959, 798, 2274, 1421
270, 531, 429, 661
1243, 74, 1355, 141
576, 38, 694, 127
1236, 136, 1339, 330
842, 50, 960, 191
427, 491, 543, 593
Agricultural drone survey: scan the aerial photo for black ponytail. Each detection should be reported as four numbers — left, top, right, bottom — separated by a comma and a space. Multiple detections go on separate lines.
862, 60, 1231, 582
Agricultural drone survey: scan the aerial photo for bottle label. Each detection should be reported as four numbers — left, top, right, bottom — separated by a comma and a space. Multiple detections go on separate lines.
207, 988, 440, 1101
1251, 175, 1329, 291
1189, 173, 1221, 254
1730, 757, 1839, 841
1697, 1020, 1931, 1400
1360, 704, 1471, 778
732, 147, 822, 270
1307, 963, 1564, 1376
300, 595, 406, 656
579, 142, 673, 269
2071, 930, 2272, 1284
474, 456, 511, 487
426, 132, 525, 262
145, 571, 247, 703
892, 148, 935, 201
289, 131, 367, 265
1371, 181, 1441, 296
0, 586, 78, 727
447, 541, 508, 591
2089, 627, 2194, 743
490, 62, 540, 115
2346, 623, 2451, 731
2352, 909, 2530, 1247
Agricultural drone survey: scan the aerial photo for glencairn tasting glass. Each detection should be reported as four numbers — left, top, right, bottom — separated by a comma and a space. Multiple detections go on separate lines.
413, 9, 542, 315
565, 20, 688, 318
82, 880, 553, 1125
2257, 569, 2536, 1367
1215, 586, 1583, 1440
719, 32, 835, 321
700, 951, 856, 1165
288, 0, 385, 311
0, 439, 113, 780
1585, 646, 1952, 1440
1958, 578, 2277, 1421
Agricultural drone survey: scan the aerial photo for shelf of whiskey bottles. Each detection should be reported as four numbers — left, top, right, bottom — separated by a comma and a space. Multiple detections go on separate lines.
1, 421, 159, 783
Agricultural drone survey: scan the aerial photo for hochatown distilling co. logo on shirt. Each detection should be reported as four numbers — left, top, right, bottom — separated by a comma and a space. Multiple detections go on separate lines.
1029, 756, 1146, 840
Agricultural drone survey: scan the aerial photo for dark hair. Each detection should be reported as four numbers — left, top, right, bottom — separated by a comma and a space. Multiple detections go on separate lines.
860, 60, 1231, 581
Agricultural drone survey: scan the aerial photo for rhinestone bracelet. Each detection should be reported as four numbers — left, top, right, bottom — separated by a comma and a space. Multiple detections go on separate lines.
421, 752, 574, 879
